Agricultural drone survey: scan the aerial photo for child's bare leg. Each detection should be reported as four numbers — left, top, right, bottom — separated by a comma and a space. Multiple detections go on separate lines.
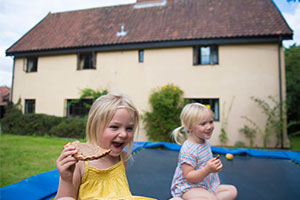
215, 184, 238, 200
182, 187, 217, 200
169, 197, 183, 200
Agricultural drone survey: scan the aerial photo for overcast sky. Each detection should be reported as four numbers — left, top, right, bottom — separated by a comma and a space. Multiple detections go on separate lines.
0, 0, 299, 87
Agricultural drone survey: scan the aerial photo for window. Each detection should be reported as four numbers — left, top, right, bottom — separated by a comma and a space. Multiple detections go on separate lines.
25, 99, 35, 114
66, 99, 93, 118
138, 49, 144, 63
78, 52, 96, 70
193, 46, 218, 65
26, 57, 38, 72
187, 98, 219, 121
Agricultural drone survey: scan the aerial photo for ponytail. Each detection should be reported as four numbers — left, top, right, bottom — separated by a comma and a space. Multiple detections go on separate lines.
172, 126, 187, 145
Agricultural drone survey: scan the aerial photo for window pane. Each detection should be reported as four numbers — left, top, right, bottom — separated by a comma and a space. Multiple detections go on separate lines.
193, 45, 218, 65
78, 52, 95, 70
26, 57, 38, 72
211, 46, 218, 64
139, 50, 144, 63
25, 99, 35, 114
67, 99, 93, 118
214, 99, 219, 120
201, 47, 210, 65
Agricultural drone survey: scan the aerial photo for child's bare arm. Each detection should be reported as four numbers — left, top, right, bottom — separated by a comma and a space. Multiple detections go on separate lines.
55, 146, 80, 199
182, 157, 222, 184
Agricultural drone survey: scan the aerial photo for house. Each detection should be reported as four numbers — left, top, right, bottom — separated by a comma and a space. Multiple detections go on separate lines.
6, 0, 293, 147
0, 87, 10, 119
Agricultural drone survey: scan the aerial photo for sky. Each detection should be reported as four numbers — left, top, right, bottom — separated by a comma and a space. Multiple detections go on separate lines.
0, 0, 299, 88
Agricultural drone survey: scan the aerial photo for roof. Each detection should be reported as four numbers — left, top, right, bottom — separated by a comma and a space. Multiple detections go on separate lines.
0, 87, 10, 106
6, 0, 293, 56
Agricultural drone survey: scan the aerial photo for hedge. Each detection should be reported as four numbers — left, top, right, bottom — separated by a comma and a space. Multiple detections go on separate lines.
0, 106, 86, 139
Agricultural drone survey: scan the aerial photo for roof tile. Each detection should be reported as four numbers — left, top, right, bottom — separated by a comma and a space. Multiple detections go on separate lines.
6, 0, 293, 54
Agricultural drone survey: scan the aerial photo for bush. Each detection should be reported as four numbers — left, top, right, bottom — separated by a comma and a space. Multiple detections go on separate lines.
0, 104, 86, 139
22, 113, 64, 136
0, 104, 24, 134
234, 141, 245, 148
143, 84, 185, 142
49, 118, 86, 139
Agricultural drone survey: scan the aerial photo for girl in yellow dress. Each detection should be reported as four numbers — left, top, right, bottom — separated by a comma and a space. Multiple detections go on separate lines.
55, 92, 157, 200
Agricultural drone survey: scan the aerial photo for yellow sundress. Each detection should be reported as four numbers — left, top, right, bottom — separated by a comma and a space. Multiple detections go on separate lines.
78, 157, 157, 200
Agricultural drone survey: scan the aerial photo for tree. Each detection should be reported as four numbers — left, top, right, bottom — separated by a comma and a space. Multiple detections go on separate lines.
285, 44, 300, 136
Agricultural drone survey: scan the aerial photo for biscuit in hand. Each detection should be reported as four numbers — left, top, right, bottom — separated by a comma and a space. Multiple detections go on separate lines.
64, 141, 111, 161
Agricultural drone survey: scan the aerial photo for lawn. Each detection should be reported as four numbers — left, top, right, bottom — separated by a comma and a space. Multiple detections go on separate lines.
0, 134, 79, 187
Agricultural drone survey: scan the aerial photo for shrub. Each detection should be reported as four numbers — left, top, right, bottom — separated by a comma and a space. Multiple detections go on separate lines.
0, 88, 109, 138
0, 104, 86, 139
234, 141, 245, 148
142, 84, 185, 142
22, 113, 64, 136
1, 105, 63, 136
0, 104, 24, 135
49, 118, 86, 139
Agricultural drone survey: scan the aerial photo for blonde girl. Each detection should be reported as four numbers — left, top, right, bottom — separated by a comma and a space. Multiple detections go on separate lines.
55, 92, 156, 200
170, 103, 237, 200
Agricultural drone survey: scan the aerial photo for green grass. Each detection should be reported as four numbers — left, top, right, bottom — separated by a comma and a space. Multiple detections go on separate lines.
0, 134, 79, 187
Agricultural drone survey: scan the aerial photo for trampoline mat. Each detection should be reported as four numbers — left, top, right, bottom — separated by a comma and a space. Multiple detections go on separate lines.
126, 148, 300, 200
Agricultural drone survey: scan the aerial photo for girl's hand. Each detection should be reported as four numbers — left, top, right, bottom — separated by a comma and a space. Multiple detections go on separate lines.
205, 157, 223, 173
182, 156, 223, 184
56, 145, 78, 182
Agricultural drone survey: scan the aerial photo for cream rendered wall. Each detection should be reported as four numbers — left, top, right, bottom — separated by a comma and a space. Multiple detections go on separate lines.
12, 43, 288, 147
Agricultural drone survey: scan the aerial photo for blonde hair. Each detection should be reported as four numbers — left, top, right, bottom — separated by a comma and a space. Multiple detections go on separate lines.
86, 92, 139, 156
172, 103, 214, 144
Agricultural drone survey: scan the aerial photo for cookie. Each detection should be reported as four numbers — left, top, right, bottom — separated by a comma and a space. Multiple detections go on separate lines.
64, 141, 111, 160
